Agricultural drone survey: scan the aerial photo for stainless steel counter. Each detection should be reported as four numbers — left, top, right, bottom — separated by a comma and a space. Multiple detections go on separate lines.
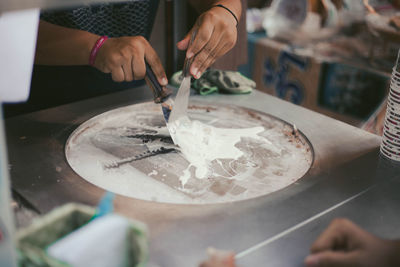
5, 86, 400, 266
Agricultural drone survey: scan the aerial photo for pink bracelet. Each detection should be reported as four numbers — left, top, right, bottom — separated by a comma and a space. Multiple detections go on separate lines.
89, 36, 108, 66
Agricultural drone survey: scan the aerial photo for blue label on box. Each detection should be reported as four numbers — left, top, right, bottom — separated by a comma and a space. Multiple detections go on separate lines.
318, 63, 388, 119
263, 51, 307, 105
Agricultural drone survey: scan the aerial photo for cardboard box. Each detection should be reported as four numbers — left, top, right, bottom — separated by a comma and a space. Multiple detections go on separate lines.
252, 38, 390, 126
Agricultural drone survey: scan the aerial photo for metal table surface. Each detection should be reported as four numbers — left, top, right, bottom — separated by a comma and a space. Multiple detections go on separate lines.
4, 86, 400, 266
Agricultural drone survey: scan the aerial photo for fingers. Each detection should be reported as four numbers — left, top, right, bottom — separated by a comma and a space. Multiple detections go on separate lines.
111, 67, 125, 83
113, 52, 136, 82
122, 58, 134, 82
177, 31, 191, 51
305, 251, 362, 267
307, 219, 399, 267
93, 36, 167, 84
199, 248, 236, 267
132, 55, 145, 81
189, 28, 221, 78
310, 218, 356, 254
145, 45, 168, 86
183, 9, 237, 79
195, 41, 230, 78
186, 18, 213, 59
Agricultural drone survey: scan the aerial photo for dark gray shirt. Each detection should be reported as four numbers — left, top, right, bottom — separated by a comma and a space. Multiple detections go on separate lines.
3, 0, 160, 117
41, 0, 159, 38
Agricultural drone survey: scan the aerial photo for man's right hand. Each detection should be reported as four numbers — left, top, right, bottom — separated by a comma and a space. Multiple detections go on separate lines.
93, 36, 168, 85
305, 218, 400, 267
36, 21, 167, 86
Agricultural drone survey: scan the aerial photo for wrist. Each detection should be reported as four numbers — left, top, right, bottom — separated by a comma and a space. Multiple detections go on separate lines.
211, 4, 239, 27
80, 32, 101, 65
88, 35, 108, 66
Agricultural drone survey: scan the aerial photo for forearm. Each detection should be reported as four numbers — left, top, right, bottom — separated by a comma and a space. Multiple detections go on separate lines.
35, 20, 99, 65
188, 0, 242, 22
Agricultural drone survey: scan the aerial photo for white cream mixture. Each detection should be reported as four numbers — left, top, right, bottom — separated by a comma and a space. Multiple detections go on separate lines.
169, 116, 275, 186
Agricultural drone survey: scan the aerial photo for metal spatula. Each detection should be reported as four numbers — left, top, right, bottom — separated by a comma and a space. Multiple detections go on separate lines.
145, 62, 190, 144
145, 31, 196, 143
144, 62, 174, 122
165, 31, 197, 142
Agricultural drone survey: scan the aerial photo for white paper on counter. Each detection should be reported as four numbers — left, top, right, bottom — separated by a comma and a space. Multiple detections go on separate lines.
0, 9, 39, 103
47, 214, 130, 267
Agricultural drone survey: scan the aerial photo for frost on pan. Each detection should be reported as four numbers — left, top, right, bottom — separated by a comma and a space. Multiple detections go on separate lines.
65, 101, 313, 204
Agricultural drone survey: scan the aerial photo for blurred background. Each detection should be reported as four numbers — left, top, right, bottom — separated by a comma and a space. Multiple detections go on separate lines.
151, 0, 400, 136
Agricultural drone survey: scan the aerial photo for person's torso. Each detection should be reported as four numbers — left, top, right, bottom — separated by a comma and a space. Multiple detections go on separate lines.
41, 0, 159, 38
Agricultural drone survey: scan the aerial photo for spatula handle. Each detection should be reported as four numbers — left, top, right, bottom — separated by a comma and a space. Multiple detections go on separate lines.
145, 62, 172, 103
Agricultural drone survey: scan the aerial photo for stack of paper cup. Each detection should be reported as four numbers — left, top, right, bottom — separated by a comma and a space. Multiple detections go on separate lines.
380, 51, 400, 161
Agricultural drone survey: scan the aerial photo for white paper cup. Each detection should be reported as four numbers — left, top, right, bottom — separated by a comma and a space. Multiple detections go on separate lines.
383, 131, 400, 144
384, 126, 400, 137
390, 81, 400, 92
388, 110, 400, 120
384, 123, 400, 137
387, 97, 400, 110
380, 145, 400, 161
381, 140, 400, 154
383, 117, 400, 133
382, 138, 400, 153
381, 49, 400, 161
389, 90, 400, 101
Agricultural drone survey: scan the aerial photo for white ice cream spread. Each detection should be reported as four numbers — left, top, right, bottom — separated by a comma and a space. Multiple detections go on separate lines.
169, 116, 275, 186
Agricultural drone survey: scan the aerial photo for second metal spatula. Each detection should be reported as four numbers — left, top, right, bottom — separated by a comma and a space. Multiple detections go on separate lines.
145, 63, 190, 144
145, 31, 196, 144
165, 31, 197, 141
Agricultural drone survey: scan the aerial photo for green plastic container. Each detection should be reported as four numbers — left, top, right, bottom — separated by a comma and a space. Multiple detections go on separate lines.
16, 203, 148, 267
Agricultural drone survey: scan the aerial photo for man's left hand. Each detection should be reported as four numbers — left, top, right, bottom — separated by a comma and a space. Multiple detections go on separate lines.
177, 6, 238, 79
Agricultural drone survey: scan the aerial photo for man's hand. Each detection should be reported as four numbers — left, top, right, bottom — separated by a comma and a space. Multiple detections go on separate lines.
305, 218, 400, 267
177, 4, 239, 79
94, 36, 168, 85
35, 21, 168, 85
199, 248, 236, 267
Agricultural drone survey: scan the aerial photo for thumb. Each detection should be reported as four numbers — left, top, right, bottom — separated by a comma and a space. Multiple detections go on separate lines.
305, 251, 361, 267
176, 30, 192, 51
